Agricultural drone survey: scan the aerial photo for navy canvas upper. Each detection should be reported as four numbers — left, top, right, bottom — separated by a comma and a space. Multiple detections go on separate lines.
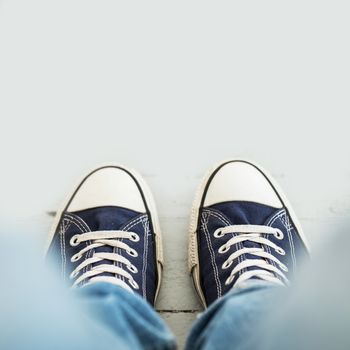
198, 201, 309, 305
47, 206, 157, 304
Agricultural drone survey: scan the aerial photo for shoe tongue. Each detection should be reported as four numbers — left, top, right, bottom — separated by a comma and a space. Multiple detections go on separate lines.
209, 201, 277, 226
71, 206, 140, 231
209, 201, 279, 280
69, 206, 141, 283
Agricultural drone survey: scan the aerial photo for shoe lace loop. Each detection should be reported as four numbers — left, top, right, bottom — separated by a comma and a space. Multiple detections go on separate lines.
215, 225, 289, 287
69, 230, 139, 291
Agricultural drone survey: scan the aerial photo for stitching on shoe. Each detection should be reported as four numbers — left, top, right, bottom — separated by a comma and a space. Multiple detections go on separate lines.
117, 214, 148, 287
122, 215, 147, 231
121, 215, 148, 284
266, 209, 286, 226
141, 217, 149, 299
64, 213, 90, 232
281, 213, 296, 272
267, 208, 290, 279
59, 221, 66, 279
266, 209, 286, 278
66, 214, 92, 281
63, 214, 91, 285
59, 218, 72, 279
201, 211, 222, 298
203, 209, 245, 279
203, 209, 246, 278
269, 210, 296, 273
62, 216, 89, 281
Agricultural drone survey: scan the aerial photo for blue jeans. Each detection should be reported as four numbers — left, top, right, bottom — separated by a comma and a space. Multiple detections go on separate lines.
0, 250, 285, 350
77, 280, 278, 350
2, 233, 350, 350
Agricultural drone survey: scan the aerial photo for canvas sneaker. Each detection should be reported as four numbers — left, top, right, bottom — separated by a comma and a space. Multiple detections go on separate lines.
188, 159, 309, 307
46, 165, 163, 305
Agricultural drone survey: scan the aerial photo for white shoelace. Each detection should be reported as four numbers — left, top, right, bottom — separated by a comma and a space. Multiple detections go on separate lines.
215, 225, 289, 287
69, 230, 140, 291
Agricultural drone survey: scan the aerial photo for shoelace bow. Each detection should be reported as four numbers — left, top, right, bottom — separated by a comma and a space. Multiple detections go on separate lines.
69, 230, 140, 291
215, 225, 289, 287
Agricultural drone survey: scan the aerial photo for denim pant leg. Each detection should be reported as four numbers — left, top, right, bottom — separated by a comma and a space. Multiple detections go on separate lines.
0, 235, 176, 350
185, 281, 279, 350
76, 282, 176, 350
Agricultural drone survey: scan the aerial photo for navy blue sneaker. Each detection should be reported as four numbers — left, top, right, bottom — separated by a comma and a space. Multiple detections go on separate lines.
188, 159, 309, 307
46, 165, 163, 305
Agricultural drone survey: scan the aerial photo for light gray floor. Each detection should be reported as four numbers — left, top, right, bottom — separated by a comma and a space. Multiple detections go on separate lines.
1, 1, 350, 349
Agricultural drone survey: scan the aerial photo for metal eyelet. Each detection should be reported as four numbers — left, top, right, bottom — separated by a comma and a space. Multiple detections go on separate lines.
127, 264, 138, 273
218, 245, 229, 254
130, 233, 140, 242
214, 229, 224, 238
276, 247, 286, 255
274, 229, 284, 240
222, 260, 233, 270
70, 254, 82, 263
127, 249, 138, 257
70, 235, 80, 247
129, 279, 139, 289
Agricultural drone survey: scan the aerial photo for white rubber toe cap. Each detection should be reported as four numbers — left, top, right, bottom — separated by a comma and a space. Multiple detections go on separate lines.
67, 166, 146, 213
203, 161, 283, 208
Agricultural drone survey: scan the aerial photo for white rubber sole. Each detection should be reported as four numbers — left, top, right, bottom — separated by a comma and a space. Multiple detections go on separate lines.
46, 164, 164, 303
188, 158, 310, 308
